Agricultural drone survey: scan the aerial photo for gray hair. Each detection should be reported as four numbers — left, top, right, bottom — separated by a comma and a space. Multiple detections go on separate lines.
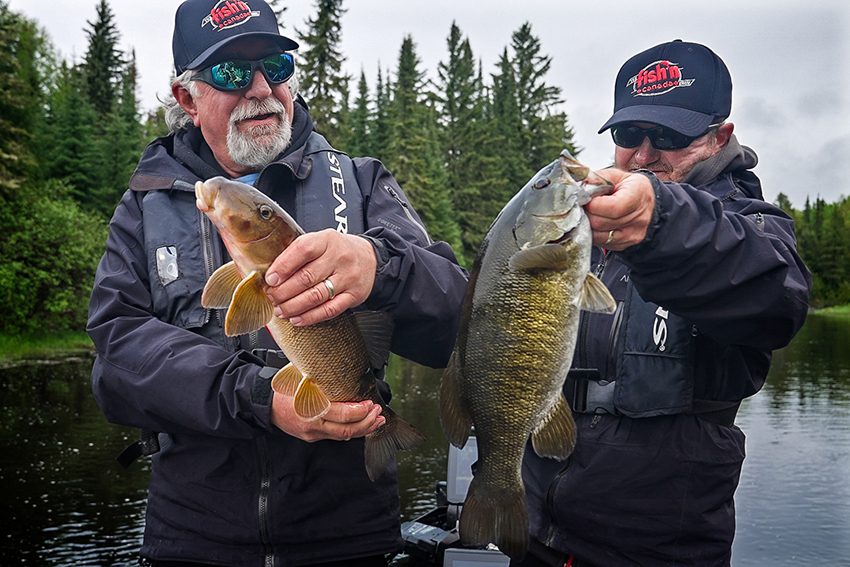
162, 68, 301, 133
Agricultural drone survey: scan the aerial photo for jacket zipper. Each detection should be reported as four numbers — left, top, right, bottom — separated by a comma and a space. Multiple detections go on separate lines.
544, 457, 573, 545
383, 185, 433, 245
256, 436, 274, 566
199, 211, 222, 328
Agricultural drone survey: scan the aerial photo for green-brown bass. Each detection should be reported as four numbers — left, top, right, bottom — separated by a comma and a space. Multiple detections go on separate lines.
438, 151, 617, 559
195, 176, 425, 481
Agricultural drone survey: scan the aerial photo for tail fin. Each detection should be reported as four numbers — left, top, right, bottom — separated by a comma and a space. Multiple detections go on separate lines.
459, 473, 529, 561
364, 407, 426, 481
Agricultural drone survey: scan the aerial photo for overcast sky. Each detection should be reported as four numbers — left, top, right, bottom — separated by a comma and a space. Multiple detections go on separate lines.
10, 0, 850, 208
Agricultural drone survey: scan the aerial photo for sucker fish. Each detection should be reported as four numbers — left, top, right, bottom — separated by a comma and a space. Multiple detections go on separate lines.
195, 176, 425, 481
438, 150, 617, 559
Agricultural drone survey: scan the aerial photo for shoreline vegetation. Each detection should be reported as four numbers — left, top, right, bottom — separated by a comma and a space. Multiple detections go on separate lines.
1, 305, 847, 366
813, 305, 850, 317
0, 332, 95, 368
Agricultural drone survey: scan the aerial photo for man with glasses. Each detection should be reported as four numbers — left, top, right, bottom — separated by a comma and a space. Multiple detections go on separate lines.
87, 1, 467, 566
514, 41, 811, 567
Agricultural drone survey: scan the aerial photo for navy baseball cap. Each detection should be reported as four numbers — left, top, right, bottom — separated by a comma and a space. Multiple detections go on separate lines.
173, 0, 299, 74
598, 40, 732, 137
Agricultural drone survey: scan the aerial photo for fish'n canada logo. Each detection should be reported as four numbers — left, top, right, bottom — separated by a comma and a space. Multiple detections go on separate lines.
625, 60, 696, 97
201, 1, 260, 32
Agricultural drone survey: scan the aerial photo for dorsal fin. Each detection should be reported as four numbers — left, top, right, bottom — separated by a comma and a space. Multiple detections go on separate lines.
354, 311, 395, 369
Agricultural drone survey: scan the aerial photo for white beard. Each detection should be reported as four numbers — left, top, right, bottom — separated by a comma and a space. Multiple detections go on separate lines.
226, 97, 292, 170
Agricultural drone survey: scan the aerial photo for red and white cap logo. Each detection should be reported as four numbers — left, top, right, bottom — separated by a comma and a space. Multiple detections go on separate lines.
626, 60, 696, 98
201, 0, 260, 32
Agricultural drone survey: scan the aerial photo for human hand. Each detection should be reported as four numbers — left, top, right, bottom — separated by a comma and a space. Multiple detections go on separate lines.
585, 168, 656, 251
264, 229, 378, 326
271, 393, 386, 442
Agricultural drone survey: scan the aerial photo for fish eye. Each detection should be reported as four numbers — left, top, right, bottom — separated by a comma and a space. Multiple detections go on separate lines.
258, 205, 274, 220
533, 178, 551, 190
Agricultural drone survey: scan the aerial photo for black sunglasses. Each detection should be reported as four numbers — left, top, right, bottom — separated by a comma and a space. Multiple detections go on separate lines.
611, 123, 720, 151
191, 53, 295, 91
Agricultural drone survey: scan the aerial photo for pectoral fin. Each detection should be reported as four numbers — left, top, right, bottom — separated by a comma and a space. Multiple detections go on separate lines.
224, 270, 274, 336
201, 261, 242, 309
293, 377, 331, 420
580, 272, 616, 314
270, 363, 302, 396
508, 244, 570, 271
531, 395, 576, 460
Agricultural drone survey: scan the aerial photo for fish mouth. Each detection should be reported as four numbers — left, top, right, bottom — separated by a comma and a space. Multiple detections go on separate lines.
233, 231, 274, 245
195, 182, 216, 213
548, 226, 578, 245
532, 211, 571, 220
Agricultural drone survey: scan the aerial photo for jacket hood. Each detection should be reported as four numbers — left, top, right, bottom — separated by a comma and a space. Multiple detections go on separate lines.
129, 96, 315, 192
683, 134, 758, 188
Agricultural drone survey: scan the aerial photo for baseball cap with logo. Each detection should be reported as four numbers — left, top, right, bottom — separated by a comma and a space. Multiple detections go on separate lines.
172, 0, 299, 74
598, 40, 732, 137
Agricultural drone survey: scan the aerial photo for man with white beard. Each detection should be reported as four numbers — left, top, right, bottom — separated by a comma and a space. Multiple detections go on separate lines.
86, 1, 469, 565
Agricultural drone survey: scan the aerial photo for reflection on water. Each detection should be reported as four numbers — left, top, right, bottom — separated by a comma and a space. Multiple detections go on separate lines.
0, 313, 848, 565
733, 314, 850, 565
0, 357, 149, 565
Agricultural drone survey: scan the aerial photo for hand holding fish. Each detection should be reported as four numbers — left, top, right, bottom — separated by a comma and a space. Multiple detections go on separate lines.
585, 168, 656, 251
271, 396, 386, 442
196, 177, 425, 480
264, 229, 378, 326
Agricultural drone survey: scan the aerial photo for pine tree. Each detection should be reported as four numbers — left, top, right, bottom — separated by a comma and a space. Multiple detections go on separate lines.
385, 36, 428, 197
95, 48, 143, 216
83, 0, 122, 116
143, 106, 169, 141
348, 70, 372, 156
819, 200, 850, 305
40, 62, 102, 213
435, 22, 496, 264
489, 23, 578, 188
0, 3, 110, 334
296, 0, 350, 147
775, 192, 794, 216
0, 2, 38, 195
488, 47, 527, 205
385, 36, 461, 251
370, 66, 392, 163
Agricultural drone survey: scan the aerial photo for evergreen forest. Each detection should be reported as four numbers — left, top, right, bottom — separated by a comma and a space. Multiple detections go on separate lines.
1, 0, 847, 338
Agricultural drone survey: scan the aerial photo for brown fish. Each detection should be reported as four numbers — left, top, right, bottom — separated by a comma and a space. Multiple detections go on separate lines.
195, 176, 425, 481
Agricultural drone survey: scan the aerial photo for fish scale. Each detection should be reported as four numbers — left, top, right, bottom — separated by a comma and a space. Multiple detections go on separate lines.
439, 150, 616, 560
195, 176, 426, 482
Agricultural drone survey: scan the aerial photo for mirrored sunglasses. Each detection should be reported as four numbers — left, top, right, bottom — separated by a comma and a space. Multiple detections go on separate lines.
611, 123, 719, 151
192, 53, 295, 91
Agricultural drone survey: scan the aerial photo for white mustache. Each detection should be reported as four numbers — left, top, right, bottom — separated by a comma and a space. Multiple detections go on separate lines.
230, 98, 287, 124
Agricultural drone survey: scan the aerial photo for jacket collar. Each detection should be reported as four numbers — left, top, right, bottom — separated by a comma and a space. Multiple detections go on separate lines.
682, 134, 758, 187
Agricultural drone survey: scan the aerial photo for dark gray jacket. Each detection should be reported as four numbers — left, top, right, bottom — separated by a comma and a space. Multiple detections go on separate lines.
87, 102, 468, 566
523, 137, 811, 566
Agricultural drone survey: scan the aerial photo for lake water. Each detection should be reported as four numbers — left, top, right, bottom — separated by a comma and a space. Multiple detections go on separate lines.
1, 313, 848, 566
